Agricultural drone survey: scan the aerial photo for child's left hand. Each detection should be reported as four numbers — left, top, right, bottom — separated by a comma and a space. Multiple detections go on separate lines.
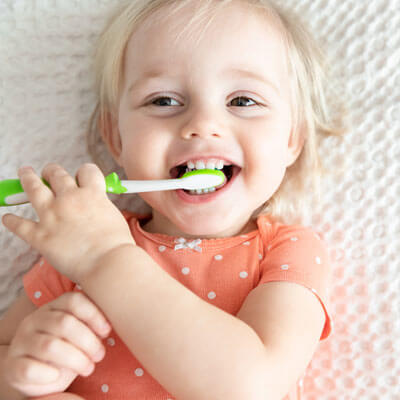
2, 163, 136, 284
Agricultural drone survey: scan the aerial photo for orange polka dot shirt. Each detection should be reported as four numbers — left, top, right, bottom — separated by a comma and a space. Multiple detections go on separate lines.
23, 210, 333, 400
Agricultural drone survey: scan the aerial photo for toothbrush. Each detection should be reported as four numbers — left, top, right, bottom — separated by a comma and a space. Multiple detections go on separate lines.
0, 169, 226, 207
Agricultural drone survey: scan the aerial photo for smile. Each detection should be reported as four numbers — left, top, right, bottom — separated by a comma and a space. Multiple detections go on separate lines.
170, 158, 241, 195
170, 158, 242, 204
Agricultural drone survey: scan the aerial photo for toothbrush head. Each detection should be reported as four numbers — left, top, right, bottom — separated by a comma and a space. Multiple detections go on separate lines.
179, 169, 226, 190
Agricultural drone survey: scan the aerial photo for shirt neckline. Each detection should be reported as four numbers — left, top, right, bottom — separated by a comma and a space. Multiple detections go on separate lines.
123, 211, 272, 252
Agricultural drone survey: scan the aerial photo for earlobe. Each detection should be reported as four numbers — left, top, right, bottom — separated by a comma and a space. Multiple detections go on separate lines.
286, 127, 305, 167
98, 111, 123, 166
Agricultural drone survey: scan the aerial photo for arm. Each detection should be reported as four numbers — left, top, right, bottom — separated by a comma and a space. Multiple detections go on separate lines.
80, 245, 326, 400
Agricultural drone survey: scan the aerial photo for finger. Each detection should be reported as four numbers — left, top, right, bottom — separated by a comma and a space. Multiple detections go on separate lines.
41, 163, 77, 196
76, 163, 105, 193
18, 167, 53, 210
38, 309, 107, 364
50, 292, 112, 338
20, 332, 95, 377
2, 213, 40, 245
6, 355, 60, 385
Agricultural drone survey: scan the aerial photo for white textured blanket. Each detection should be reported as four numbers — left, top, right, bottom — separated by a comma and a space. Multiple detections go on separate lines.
0, 0, 399, 398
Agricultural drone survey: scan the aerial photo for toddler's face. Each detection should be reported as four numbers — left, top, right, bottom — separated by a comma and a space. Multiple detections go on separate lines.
107, 1, 303, 238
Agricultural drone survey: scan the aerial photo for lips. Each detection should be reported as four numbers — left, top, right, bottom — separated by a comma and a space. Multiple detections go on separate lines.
175, 164, 242, 203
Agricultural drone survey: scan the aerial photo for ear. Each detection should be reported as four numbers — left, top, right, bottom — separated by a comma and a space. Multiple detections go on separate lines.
286, 124, 305, 167
98, 110, 123, 167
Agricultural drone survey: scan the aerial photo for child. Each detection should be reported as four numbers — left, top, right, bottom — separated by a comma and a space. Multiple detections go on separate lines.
0, 0, 347, 399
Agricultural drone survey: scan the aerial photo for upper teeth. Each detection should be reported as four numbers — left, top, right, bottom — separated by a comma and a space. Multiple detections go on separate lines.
186, 159, 225, 170
184, 159, 226, 195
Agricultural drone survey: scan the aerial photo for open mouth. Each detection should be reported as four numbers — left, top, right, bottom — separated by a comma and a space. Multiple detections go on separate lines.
169, 164, 241, 194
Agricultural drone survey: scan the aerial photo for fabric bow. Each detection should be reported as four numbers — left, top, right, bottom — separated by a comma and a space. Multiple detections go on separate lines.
174, 237, 202, 252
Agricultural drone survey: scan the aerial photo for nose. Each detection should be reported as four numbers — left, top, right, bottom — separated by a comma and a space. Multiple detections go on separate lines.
179, 104, 224, 140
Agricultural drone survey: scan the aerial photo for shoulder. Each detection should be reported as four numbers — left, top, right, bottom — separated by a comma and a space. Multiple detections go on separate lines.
256, 214, 329, 259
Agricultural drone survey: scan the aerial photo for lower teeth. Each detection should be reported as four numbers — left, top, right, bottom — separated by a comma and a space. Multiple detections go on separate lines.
188, 187, 217, 195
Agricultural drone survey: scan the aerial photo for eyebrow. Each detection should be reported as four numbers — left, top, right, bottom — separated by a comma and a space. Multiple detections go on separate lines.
128, 67, 280, 94
222, 67, 280, 94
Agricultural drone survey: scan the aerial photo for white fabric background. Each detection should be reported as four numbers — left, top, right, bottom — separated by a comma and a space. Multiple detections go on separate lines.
0, 0, 399, 398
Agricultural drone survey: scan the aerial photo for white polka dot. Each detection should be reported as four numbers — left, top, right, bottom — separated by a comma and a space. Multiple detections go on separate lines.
101, 384, 109, 393
159, 245, 166, 252
280, 264, 289, 270
315, 256, 322, 264
239, 271, 248, 279
243, 241, 250, 246
267, 245, 272, 251
34, 291, 42, 299
208, 291, 216, 299
181, 267, 190, 275
290, 236, 298, 241
39, 259, 44, 266
265, 222, 271, 226
311, 288, 317, 293
214, 255, 223, 261
107, 337, 115, 346
240, 235, 248, 238
135, 368, 144, 377
299, 379, 304, 387
75, 284, 82, 291
258, 253, 262, 260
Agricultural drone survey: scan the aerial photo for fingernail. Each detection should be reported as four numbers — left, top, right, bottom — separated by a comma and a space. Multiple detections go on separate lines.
19, 166, 33, 173
84, 363, 95, 376
99, 323, 111, 336
94, 348, 105, 362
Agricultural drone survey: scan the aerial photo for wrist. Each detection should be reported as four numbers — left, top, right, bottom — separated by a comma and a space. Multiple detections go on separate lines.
78, 243, 138, 287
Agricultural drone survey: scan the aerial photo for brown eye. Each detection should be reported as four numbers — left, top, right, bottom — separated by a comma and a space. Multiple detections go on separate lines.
230, 96, 257, 107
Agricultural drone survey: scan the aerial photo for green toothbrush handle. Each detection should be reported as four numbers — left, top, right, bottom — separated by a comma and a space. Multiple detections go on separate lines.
0, 173, 126, 207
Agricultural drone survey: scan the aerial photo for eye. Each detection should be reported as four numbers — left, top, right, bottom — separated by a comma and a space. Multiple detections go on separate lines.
150, 96, 180, 107
229, 96, 258, 107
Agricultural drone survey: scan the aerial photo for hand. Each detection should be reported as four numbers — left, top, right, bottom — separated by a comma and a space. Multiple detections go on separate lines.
2, 163, 136, 283
29, 394, 86, 400
4, 292, 112, 398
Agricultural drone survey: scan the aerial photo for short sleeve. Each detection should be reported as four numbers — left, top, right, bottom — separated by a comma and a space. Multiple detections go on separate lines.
23, 256, 76, 307
258, 223, 333, 340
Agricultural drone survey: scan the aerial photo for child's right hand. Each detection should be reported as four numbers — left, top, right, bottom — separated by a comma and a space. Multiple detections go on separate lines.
3, 292, 111, 398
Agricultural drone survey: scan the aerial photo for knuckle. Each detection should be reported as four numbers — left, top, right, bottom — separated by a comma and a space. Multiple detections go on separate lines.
67, 291, 87, 307
15, 221, 31, 238
16, 358, 34, 381
39, 335, 59, 353
28, 181, 43, 193
71, 292, 99, 321
56, 312, 75, 331
86, 306, 100, 324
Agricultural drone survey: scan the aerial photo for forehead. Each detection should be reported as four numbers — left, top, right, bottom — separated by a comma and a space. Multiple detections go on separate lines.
124, 0, 289, 87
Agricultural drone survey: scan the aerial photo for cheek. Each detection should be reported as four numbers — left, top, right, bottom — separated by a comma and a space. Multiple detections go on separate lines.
119, 131, 171, 179
243, 138, 288, 189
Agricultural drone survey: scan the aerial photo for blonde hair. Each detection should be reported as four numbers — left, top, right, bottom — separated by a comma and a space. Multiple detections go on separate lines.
86, 0, 350, 224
